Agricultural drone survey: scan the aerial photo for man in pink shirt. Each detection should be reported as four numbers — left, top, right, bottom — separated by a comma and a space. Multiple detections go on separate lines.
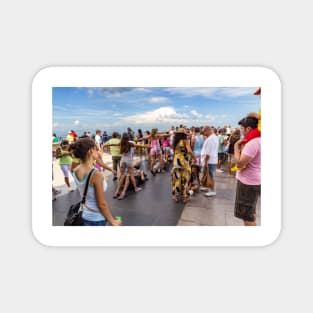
234, 116, 261, 226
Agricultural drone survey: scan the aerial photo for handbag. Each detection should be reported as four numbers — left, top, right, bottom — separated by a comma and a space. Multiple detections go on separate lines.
64, 169, 96, 226
200, 166, 214, 189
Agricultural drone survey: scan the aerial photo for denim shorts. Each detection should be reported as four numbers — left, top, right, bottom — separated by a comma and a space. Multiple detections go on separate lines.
208, 164, 217, 180
82, 219, 107, 226
121, 161, 133, 168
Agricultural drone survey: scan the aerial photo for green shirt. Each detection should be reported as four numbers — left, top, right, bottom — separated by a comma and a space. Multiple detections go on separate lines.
59, 149, 72, 165
218, 135, 225, 153
106, 138, 121, 157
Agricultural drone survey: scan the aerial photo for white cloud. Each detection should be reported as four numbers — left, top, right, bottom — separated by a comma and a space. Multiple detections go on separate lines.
148, 97, 170, 103
108, 106, 228, 129
205, 114, 216, 121
120, 106, 188, 125
74, 120, 80, 125
135, 88, 152, 93
190, 110, 203, 118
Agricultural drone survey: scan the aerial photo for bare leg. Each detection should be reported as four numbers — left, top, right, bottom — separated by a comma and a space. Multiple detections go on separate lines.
159, 155, 164, 172
191, 185, 199, 192
128, 168, 139, 191
228, 155, 232, 175
65, 177, 71, 188
114, 168, 125, 196
150, 155, 155, 173
121, 176, 130, 195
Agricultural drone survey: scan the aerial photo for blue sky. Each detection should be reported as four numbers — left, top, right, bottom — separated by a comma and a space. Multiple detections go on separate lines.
53, 87, 260, 136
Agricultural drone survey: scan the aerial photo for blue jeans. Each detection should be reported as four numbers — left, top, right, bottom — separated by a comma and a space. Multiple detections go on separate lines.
82, 219, 107, 226
208, 164, 217, 180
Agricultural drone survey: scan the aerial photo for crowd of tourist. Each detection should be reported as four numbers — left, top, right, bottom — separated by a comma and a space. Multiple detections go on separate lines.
52, 110, 261, 227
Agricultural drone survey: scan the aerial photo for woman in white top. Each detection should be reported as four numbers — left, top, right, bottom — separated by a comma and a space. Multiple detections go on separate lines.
113, 132, 149, 199
72, 138, 121, 226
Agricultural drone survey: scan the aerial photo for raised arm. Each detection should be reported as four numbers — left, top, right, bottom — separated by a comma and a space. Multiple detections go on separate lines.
95, 152, 117, 176
156, 132, 171, 138
136, 135, 151, 142
131, 143, 151, 148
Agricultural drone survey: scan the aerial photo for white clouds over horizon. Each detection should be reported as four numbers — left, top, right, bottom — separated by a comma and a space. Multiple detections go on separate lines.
120, 106, 188, 125
190, 110, 203, 118
148, 97, 170, 103
115, 106, 223, 127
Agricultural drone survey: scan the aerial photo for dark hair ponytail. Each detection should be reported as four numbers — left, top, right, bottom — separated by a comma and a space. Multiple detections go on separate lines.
72, 138, 96, 161
120, 133, 131, 154
173, 133, 187, 151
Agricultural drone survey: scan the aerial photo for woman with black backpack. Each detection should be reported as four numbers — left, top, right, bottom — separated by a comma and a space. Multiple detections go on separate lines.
71, 138, 121, 226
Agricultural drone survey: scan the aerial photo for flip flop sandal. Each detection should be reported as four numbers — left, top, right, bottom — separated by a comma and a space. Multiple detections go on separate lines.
118, 193, 127, 200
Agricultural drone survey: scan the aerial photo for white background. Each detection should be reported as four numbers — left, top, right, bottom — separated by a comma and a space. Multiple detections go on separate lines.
0, 1, 310, 312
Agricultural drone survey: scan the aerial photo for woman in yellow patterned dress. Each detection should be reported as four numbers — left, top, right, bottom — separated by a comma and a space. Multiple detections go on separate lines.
171, 128, 196, 203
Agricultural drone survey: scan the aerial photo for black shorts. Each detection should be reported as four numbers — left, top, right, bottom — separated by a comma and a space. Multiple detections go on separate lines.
234, 180, 261, 222
218, 152, 226, 161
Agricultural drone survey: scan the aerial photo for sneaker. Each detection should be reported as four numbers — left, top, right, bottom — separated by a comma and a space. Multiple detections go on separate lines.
216, 169, 224, 173
205, 191, 216, 197
188, 190, 194, 196
200, 187, 209, 191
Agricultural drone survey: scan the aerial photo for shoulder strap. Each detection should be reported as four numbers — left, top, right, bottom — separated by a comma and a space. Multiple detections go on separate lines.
81, 169, 96, 204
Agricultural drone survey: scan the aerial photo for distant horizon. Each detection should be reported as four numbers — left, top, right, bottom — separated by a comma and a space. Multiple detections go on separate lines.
53, 87, 260, 137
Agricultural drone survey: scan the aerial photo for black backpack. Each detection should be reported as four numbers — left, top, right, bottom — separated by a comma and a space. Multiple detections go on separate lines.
64, 169, 96, 226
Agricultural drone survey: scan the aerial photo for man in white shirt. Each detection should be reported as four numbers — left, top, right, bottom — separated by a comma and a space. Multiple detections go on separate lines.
200, 126, 219, 196
95, 129, 102, 150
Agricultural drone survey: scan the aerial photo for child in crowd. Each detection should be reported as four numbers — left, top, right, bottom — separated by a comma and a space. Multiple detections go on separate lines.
55, 140, 74, 192
188, 164, 201, 195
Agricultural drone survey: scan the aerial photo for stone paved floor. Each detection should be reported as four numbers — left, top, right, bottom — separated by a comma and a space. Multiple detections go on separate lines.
177, 169, 261, 226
